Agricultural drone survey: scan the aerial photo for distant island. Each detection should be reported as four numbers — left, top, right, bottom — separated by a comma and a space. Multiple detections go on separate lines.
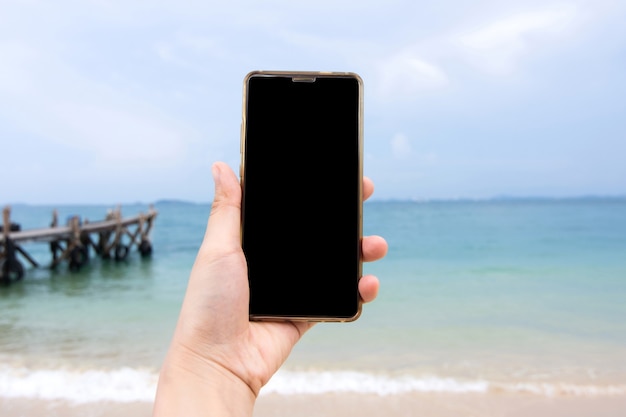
366, 195, 626, 203
154, 199, 209, 206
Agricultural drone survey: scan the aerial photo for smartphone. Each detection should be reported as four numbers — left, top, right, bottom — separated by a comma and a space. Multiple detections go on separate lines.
240, 70, 363, 322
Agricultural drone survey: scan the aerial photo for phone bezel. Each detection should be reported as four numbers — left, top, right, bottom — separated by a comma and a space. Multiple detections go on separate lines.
239, 70, 364, 322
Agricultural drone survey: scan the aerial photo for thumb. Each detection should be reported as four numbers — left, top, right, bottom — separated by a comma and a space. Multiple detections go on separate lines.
202, 162, 242, 254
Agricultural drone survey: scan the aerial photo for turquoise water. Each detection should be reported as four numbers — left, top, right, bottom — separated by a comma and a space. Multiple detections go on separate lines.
1, 199, 626, 401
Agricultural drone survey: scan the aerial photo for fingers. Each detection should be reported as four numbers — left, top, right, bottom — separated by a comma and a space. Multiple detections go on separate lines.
362, 177, 388, 262
359, 275, 379, 303
201, 162, 242, 254
360, 179, 386, 303
363, 177, 374, 201
362, 235, 388, 262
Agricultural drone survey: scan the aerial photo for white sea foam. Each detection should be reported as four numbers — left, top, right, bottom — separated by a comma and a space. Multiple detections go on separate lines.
263, 370, 626, 397
0, 366, 158, 403
263, 371, 489, 395
1, 366, 625, 404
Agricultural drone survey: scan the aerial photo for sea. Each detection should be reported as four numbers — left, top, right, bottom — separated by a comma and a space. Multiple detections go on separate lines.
1, 198, 625, 403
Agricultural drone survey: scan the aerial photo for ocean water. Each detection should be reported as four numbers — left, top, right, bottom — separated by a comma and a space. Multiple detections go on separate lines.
1, 198, 626, 403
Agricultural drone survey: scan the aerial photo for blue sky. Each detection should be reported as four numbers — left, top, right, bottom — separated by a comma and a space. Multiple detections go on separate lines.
2, 0, 625, 204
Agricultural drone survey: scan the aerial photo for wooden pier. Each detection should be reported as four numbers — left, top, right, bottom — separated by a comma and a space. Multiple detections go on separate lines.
0, 205, 157, 284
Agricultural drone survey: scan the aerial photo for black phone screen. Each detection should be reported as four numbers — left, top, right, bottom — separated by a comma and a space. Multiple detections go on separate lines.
241, 72, 362, 321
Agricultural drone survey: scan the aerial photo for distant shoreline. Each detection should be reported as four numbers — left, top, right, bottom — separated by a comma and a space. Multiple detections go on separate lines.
367, 195, 626, 203
4, 194, 626, 207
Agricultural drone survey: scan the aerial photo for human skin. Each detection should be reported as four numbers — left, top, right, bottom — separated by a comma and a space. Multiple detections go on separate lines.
153, 162, 388, 417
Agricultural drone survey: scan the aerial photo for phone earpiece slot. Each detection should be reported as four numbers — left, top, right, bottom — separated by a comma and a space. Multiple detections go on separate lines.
291, 77, 316, 83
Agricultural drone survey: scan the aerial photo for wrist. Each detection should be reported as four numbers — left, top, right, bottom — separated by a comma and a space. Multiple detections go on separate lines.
153, 346, 256, 417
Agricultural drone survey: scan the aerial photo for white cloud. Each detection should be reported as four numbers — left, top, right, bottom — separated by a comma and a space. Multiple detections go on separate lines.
1, 41, 195, 167
0, 42, 38, 95
51, 102, 187, 164
376, 52, 449, 100
155, 32, 226, 70
391, 133, 412, 159
456, 5, 580, 74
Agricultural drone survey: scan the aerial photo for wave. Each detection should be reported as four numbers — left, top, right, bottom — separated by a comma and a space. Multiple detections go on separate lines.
1, 366, 625, 404
264, 371, 489, 395
0, 366, 158, 404
265, 371, 626, 397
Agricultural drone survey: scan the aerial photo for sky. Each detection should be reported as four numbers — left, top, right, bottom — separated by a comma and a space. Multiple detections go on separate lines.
2, 0, 626, 204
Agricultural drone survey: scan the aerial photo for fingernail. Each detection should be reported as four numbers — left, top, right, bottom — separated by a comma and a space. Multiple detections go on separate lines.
212, 163, 221, 185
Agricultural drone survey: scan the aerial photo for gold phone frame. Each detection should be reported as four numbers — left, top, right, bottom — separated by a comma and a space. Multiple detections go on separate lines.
239, 70, 364, 322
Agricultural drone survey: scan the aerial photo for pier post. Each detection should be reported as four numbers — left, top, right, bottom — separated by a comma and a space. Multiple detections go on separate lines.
68, 216, 88, 271
2, 206, 8, 237
1, 206, 25, 282
49, 210, 61, 267
138, 208, 154, 257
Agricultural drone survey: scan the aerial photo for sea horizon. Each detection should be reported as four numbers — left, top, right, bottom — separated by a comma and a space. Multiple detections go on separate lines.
3, 193, 626, 208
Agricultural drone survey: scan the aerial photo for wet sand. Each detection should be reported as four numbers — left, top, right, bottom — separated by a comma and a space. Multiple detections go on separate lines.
255, 393, 626, 417
2, 393, 626, 417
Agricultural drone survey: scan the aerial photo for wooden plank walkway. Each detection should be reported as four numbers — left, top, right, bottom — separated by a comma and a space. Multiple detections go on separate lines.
0, 212, 156, 244
1, 205, 157, 284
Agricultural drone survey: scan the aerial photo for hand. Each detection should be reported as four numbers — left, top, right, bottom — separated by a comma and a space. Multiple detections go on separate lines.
153, 162, 388, 417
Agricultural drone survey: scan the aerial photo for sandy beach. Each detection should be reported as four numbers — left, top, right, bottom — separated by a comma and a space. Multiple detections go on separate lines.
2, 392, 626, 417
255, 393, 626, 417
